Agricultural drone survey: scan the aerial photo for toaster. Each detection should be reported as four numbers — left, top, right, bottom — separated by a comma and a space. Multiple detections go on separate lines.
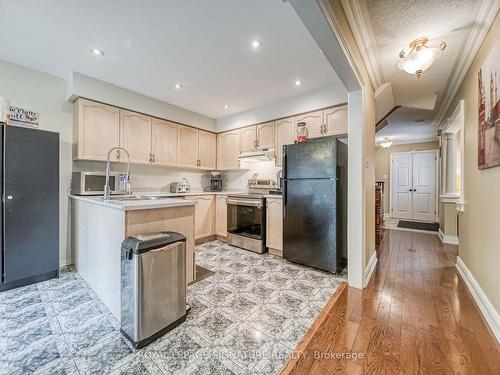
170, 178, 190, 193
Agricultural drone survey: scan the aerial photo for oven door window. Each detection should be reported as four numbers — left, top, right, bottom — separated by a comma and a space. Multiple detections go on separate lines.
227, 203, 263, 239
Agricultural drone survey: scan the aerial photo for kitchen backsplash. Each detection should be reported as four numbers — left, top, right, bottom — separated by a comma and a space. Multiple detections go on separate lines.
73, 160, 281, 192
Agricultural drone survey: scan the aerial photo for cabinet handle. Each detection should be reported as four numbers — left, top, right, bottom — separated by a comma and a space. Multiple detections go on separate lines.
116, 149, 120, 160
152, 154, 156, 163
256, 139, 259, 148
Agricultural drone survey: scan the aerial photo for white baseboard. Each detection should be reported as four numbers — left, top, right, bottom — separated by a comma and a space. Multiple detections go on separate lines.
438, 229, 459, 245
455, 257, 500, 343
364, 250, 378, 287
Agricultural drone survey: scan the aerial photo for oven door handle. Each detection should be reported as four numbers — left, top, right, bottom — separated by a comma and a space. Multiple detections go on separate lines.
227, 198, 263, 207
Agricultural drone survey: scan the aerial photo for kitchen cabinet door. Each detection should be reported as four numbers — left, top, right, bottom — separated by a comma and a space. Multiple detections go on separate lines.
275, 117, 294, 167
120, 110, 152, 164
191, 195, 214, 239
198, 130, 216, 170
324, 105, 348, 136
257, 121, 275, 149
294, 110, 324, 139
152, 119, 178, 166
178, 125, 199, 168
240, 126, 257, 152
217, 130, 241, 170
74, 99, 120, 161
215, 195, 227, 237
266, 198, 283, 257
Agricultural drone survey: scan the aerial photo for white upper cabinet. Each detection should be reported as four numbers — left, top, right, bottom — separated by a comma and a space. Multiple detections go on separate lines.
256, 121, 275, 149
178, 125, 199, 168
198, 130, 216, 169
120, 110, 152, 164
152, 119, 178, 166
217, 129, 241, 170
240, 126, 257, 152
74, 99, 120, 161
294, 110, 324, 139
275, 117, 294, 167
324, 105, 347, 136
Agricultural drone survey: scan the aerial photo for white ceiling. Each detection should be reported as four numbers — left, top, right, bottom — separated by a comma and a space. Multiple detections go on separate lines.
0, 0, 339, 119
364, 0, 483, 145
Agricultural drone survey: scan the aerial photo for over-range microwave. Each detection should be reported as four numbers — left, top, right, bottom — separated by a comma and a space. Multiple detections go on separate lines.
71, 171, 127, 196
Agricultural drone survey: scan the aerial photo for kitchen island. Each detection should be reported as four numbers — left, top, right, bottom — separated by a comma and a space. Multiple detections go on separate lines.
70, 195, 196, 320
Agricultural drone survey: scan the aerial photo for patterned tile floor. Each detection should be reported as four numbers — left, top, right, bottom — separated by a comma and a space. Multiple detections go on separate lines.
0, 241, 345, 375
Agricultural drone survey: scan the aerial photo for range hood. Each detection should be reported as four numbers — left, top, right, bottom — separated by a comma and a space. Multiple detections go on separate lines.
237, 148, 275, 162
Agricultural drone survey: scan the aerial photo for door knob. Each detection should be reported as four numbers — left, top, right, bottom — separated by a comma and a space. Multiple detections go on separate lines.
7, 195, 13, 200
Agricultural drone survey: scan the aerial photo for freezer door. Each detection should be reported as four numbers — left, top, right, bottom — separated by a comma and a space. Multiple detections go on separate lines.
3, 126, 59, 283
284, 137, 337, 179
283, 178, 338, 273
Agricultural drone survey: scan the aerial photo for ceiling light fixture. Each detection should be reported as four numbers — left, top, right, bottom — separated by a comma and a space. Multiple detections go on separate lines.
251, 40, 262, 49
295, 80, 302, 86
380, 137, 393, 148
174, 83, 182, 89
398, 37, 446, 79
90, 48, 104, 56
224, 105, 229, 109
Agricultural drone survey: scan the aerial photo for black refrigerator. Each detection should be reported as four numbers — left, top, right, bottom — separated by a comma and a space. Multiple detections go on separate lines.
283, 136, 347, 273
0, 125, 59, 291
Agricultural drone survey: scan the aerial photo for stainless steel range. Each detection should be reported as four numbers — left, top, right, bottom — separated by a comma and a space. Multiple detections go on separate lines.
227, 178, 277, 253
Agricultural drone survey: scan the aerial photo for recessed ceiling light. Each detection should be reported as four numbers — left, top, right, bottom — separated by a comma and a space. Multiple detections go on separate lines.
174, 83, 182, 89
90, 48, 104, 56
251, 40, 262, 49
224, 105, 229, 109
295, 80, 302, 86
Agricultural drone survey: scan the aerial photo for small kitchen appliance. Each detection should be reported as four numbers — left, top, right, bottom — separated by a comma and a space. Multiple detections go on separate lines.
170, 178, 190, 193
209, 171, 223, 191
296, 121, 307, 143
71, 171, 128, 196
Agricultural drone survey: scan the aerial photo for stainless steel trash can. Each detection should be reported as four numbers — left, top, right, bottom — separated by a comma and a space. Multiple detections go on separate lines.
120, 231, 186, 348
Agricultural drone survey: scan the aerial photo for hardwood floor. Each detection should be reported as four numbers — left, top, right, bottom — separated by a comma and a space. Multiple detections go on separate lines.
280, 230, 500, 374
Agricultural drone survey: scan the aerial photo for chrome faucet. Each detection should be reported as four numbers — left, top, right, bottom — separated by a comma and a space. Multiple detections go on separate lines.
104, 147, 131, 200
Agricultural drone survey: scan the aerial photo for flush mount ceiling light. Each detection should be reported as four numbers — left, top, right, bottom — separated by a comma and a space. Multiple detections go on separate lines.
295, 80, 302, 86
380, 137, 393, 148
174, 83, 182, 89
224, 104, 229, 109
90, 48, 104, 56
398, 37, 446, 79
251, 40, 262, 49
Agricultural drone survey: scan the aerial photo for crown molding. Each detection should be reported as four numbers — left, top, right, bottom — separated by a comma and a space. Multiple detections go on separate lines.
434, 0, 499, 127
340, 0, 384, 90
376, 137, 439, 148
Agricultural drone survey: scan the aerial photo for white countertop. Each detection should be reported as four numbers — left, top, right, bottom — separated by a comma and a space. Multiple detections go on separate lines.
69, 190, 246, 211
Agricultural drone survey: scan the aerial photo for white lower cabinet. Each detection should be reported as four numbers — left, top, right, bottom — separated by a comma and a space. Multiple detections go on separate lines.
215, 195, 227, 237
266, 198, 283, 257
190, 195, 215, 239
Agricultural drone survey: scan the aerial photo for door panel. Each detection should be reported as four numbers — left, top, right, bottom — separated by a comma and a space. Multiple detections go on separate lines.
391, 153, 412, 219
284, 137, 337, 179
120, 110, 152, 164
178, 126, 198, 168
152, 119, 178, 166
412, 152, 436, 222
198, 130, 216, 169
240, 126, 257, 152
4, 126, 59, 282
256, 122, 275, 149
275, 117, 294, 167
217, 130, 240, 170
324, 105, 347, 136
283, 178, 338, 273
294, 110, 323, 139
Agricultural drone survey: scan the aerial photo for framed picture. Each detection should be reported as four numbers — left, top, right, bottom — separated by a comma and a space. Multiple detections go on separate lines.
478, 42, 500, 169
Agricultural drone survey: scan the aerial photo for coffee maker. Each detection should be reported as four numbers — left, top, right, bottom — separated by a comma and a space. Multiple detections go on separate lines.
209, 171, 223, 192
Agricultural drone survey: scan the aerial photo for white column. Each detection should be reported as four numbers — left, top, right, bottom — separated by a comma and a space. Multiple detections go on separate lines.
444, 132, 456, 195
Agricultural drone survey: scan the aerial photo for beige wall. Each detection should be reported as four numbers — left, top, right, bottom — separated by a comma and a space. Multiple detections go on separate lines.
442, 12, 500, 312
440, 202, 458, 236
375, 141, 439, 215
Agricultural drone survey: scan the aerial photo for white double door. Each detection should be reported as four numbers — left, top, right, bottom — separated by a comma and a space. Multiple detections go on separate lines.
391, 151, 437, 222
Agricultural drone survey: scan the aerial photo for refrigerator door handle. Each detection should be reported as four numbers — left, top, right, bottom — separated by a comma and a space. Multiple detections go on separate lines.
282, 180, 287, 218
